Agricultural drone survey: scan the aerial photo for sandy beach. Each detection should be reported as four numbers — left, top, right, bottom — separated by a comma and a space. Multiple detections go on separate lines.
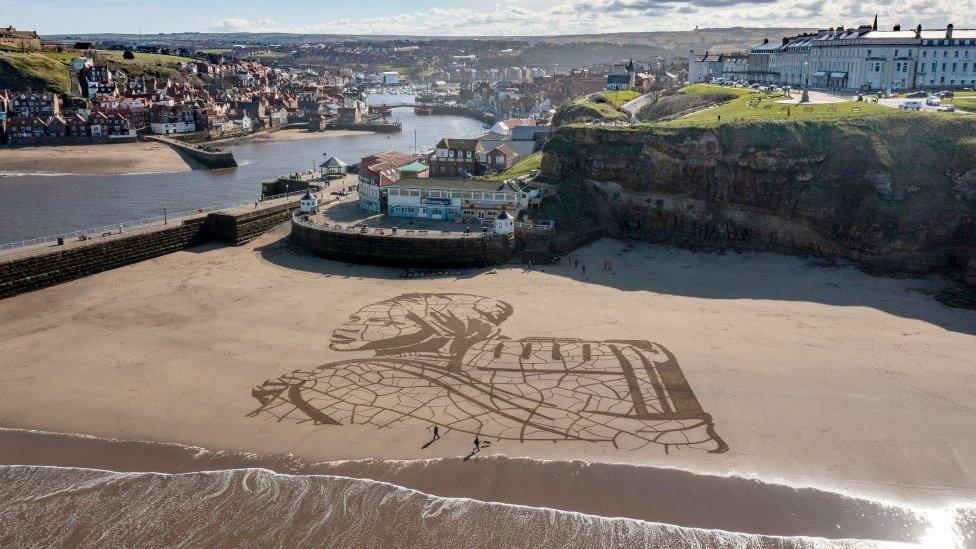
0, 226, 974, 545
0, 141, 195, 175
210, 128, 372, 146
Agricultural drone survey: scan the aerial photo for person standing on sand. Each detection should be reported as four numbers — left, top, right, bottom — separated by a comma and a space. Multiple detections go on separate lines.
433, 425, 440, 440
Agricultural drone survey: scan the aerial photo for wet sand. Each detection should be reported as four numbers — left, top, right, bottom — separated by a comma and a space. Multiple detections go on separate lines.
0, 226, 974, 544
0, 141, 194, 175
211, 128, 372, 146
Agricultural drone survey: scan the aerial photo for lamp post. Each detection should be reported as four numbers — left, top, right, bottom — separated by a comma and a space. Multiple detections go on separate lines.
163, 204, 167, 225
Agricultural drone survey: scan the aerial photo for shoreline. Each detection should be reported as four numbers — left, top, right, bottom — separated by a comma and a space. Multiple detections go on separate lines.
0, 426, 961, 543
0, 141, 195, 175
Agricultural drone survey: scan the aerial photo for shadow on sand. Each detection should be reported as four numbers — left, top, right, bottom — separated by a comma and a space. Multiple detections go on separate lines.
257, 233, 975, 336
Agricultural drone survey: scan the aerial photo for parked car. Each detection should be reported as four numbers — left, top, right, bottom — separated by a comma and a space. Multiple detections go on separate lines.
925, 96, 942, 106
905, 91, 927, 98
937, 104, 956, 112
899, 100, 922, 110
938, 90, 954, 98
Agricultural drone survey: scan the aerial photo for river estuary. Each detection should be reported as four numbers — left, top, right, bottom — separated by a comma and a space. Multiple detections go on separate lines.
0, 94, 487, 243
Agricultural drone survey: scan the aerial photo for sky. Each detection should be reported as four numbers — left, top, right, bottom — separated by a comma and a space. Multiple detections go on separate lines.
7, 0, 974, 36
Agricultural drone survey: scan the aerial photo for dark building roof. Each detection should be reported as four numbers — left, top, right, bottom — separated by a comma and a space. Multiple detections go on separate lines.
436, 138, 482, 151
388, 178, 521, 193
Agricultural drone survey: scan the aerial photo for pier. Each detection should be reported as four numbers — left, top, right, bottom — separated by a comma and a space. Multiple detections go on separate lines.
145, 135, 238, 169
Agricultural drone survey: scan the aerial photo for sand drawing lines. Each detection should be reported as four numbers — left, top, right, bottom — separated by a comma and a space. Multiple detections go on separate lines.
248, 293, 728, 453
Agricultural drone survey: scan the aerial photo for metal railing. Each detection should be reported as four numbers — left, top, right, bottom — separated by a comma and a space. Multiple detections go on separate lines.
0, 189, 312, 260
294, 215, 500, 240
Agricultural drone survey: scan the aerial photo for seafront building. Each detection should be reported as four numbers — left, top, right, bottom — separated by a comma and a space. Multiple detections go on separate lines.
385, 178, 527, 222
690, 21, 976, 91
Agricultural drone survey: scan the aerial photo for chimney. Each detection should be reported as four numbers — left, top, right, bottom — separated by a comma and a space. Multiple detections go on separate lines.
893, 24, 901, 31
946, 24, 954, 38
873, 14, 878, 31
783, 37, 789, 45
916, 24, 922, 38
763, 38, 769, 44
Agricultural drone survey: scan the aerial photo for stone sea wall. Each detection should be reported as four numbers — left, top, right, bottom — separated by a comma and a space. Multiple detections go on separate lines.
145, 136, 238, 169
291, 219, 515, 268
0, 200, 304, 300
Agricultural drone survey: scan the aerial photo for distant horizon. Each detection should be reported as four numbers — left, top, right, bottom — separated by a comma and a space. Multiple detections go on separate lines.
36, 26, 819, 39
7, 0, 970, 37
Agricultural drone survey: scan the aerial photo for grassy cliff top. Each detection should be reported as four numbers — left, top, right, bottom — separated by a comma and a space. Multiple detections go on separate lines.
661, 89, 890, 128
0, 44, 200, 94
553, 89, 643, 127
486, 151, 542, 180
553, 95, 630, 126
0, 51, 71, 94
636, 84, 750, 122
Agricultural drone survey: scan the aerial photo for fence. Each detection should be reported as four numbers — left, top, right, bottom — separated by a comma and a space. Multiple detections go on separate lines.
0, 189, 312, 261
294, 215, 496, 240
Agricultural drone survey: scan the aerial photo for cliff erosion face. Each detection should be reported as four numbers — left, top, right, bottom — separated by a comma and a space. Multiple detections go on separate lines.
542, 118, 976, 288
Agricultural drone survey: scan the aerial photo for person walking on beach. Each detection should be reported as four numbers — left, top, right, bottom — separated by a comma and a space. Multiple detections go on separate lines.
432, 425, 440, 440
581, 265, 586, 275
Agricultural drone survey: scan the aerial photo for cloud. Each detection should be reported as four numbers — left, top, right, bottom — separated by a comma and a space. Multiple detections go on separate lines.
205, 0, 973, 36
208, 18, 278, 32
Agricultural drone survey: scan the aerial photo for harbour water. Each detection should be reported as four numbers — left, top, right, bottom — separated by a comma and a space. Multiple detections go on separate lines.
0, 94, 486, 243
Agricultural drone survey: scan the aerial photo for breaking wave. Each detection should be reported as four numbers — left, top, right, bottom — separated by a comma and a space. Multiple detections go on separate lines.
0, 466, 929, 548
0, 428, 972, 547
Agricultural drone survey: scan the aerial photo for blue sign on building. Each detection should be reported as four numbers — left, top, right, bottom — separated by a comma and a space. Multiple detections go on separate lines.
421, 197, 452, 206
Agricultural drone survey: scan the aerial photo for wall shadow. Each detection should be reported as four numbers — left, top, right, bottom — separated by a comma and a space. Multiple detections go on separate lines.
548, 238, 976, 336
257, 233, 974, 335
255, 234, 489, 281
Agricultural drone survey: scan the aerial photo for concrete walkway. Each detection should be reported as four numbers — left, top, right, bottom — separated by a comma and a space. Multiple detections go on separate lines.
621, 92, 656, 121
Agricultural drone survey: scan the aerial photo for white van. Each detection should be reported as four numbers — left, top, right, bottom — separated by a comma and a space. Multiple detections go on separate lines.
899, 100, 922, 110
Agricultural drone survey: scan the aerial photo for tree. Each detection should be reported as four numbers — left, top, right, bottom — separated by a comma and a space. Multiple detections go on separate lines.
123, 50, 135, 60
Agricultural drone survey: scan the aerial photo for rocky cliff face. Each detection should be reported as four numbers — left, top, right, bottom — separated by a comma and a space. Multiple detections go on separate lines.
542, 119, 976, 289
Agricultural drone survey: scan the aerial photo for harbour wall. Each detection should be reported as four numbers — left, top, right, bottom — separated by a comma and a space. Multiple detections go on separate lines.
0, 200, 303, 300
291, 218, 515, 268
145, 135, 238, 169
326, 123, 402, 133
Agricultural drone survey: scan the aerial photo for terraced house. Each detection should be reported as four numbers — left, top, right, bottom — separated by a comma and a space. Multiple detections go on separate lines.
695, 20, 976, 91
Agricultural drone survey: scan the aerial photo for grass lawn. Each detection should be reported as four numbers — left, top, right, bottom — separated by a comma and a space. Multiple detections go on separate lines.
659, 92, 890, 128
487, 152, 542, 180
598, 90, 642, 107
637, 84, 753, 121
249, 51, 288, 60
953, 97, 976, 111
678, 83, 755, 98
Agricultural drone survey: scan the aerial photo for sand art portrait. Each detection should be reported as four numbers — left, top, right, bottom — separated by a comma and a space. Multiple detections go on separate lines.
249, 293, 727, 453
